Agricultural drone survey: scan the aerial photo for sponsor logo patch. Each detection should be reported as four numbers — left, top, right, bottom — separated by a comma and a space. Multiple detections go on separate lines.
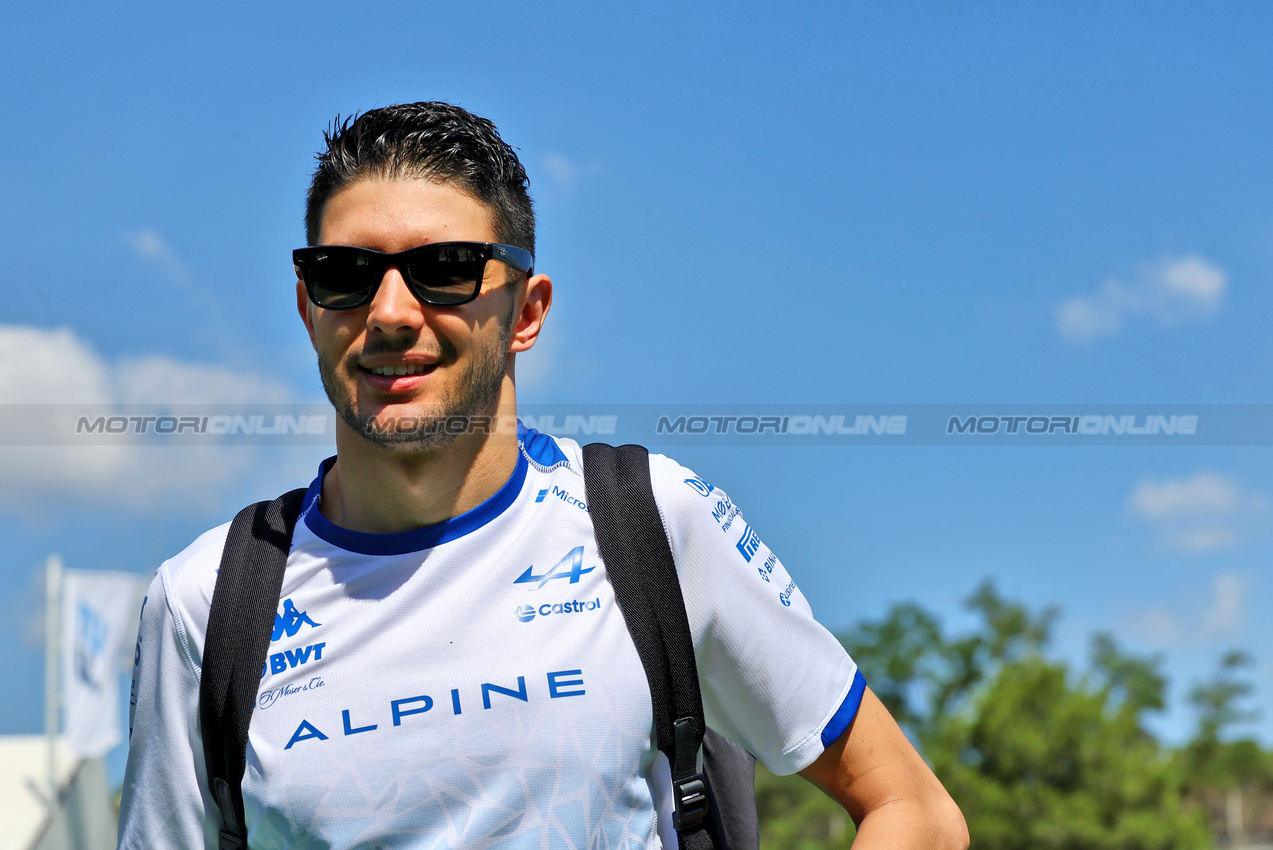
514, 546, 597, 589
273, 599, 321, 641
515, 598, 603, 622
684, 476, 715, 497
735, 524, 762, 562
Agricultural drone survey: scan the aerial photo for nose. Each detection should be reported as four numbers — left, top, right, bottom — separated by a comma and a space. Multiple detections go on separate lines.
365, 266, 424, 335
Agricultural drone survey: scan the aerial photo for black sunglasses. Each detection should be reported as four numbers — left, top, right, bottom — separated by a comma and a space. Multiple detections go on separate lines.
293, 241, 534, 310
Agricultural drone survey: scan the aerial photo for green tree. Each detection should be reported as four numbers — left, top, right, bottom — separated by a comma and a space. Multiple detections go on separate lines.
757, 584, 1213, 849
934, 651, 1207, 849
1178, 651, 1272, 839
754, 760, 856, 849
838, 580, 1057, 747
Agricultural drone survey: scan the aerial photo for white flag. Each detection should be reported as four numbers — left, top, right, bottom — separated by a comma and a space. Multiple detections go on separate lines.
62, 569, 148, 758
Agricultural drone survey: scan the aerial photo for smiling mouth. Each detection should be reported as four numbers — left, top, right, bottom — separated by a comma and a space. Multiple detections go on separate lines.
367, 364, 436, 377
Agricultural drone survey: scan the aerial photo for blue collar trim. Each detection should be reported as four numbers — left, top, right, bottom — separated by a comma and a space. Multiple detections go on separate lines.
518, 421, 570, 472
300, 448, 529, 556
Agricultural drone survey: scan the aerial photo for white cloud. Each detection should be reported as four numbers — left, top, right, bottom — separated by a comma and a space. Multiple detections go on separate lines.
1201, 573, 1248, 636
0, 325, 114, 404
1123, 605, 1181, 645
1123, 572, 1250, 647
542, 152, 580, 196
0, 325, 301, 513
1057, 288, 1124, 339
1057, 254, 1228, 342
1127, 472, 1265, 553
125, 228, 195, 288
538, 151, 609, 199
1166, 526, 1237, 553
116, 356, 290, 405
1130, 473, 1242, 518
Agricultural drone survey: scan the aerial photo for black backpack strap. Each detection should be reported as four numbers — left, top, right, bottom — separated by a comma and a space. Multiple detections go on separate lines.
199, 488, 307, 850
582, 443, 717, 849
702, 729, 758, 850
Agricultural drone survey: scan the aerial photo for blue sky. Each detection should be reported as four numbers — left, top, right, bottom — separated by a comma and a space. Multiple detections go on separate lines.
2, 1, 1272, 781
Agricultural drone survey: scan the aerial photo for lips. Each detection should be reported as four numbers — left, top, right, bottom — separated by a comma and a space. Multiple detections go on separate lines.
359, 362, 438, 393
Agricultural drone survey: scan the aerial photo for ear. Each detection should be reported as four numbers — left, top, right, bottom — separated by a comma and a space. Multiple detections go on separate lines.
297, 279, 318, 348
509, 272, 553, 354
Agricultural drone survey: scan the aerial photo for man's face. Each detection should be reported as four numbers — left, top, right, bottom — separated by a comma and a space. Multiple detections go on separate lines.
297, 177, 520, 450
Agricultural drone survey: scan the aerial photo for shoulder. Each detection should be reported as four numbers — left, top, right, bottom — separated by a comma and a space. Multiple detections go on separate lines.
645, 451, 751, 561
150, 520, 233, 666
646, 451, 717, 514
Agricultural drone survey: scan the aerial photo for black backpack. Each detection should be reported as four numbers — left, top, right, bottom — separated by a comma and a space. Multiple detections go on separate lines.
199, 443, 758, 850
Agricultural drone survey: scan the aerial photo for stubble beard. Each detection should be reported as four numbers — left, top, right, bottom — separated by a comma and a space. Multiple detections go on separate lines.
318, 313, 513, 453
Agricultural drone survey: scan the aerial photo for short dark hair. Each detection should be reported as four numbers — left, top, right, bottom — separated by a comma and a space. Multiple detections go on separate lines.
305, 102, 535, 257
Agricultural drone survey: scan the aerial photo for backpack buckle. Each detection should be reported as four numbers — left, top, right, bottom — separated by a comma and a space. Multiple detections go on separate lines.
672, 773, 709, 830
218, 829, 245, 850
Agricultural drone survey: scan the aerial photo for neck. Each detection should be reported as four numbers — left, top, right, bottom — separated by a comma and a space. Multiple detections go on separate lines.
319, 389, 521, 534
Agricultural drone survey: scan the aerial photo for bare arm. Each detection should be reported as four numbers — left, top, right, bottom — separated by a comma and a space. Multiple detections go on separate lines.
798, 686, 969, 849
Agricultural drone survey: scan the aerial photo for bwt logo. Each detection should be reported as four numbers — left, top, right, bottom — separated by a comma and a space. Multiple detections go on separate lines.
515, 598, 603, 623
262, 599, 326, 681
261, 642, 326, 679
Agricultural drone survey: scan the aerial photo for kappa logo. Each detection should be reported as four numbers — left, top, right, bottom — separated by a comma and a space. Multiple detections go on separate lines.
273, 599, 321, 641
514, 546, 596, 589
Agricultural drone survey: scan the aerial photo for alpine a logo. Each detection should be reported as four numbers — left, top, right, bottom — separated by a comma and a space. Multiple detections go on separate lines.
515, 598, 603, 623
514, 546, 596, 589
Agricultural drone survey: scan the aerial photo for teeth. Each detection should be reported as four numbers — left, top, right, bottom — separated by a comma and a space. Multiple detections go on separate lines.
371, 364, 429, 377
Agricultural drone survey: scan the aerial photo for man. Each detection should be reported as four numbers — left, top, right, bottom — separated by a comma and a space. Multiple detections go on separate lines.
119, 102, 968, 849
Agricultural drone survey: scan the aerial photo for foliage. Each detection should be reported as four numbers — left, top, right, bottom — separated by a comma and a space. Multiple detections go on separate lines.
753, 583, 1244, 849
1175, 651, 1273, 836
754, 759, 856, 849
933, 656, 1207, 849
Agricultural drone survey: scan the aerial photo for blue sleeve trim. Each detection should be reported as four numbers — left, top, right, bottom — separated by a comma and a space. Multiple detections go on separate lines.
820, 669, 867, 749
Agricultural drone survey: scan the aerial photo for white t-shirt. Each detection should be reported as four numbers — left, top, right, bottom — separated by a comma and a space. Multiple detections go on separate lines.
119, 426, 864, 849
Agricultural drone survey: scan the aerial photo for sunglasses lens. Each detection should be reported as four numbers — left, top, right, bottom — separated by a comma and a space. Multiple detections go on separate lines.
306, 250, 382, 308
406, 245, 484, 305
